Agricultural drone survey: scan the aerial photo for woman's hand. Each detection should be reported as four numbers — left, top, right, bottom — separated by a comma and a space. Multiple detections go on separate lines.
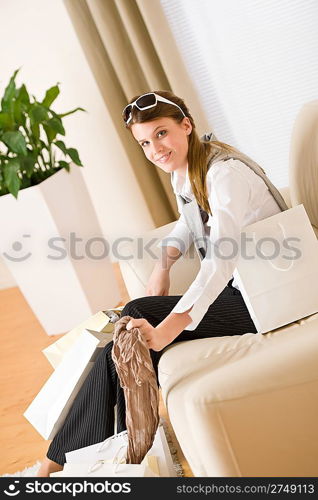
126, 308, 193, 352
145, 264, 170, 296
126, 318, 173, 351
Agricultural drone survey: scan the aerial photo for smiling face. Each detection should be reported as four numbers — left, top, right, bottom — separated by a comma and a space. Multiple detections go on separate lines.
131, 116, 192, 177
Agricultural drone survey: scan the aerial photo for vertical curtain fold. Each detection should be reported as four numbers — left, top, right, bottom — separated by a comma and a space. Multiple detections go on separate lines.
114, 0, 170, 91
63, 0, 179, 226
136, 0, 211, 136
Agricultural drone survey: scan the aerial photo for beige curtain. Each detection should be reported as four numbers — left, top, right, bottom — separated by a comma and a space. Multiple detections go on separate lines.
63, 0, 210, 227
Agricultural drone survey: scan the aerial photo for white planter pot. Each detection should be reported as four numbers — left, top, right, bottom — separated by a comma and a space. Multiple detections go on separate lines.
0, 167, 120, 335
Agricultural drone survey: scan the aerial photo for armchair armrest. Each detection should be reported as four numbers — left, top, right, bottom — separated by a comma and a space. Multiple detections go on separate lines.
117, 222, 200, 300
163, 315, 318, 476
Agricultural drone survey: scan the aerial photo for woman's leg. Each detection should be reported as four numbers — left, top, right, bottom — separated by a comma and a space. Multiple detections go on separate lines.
40, 298, 177, 473
37, 458, 63, 477
41, 284, 256, 473
44, 340, 118, 468
115, 284, 257, 432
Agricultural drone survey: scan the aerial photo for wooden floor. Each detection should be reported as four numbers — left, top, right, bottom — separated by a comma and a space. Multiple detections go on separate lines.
0, 263, 193, 476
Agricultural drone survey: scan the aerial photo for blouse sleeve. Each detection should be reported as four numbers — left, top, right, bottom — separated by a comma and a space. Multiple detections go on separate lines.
169, 160, 252, 330
156, 194, 194, 254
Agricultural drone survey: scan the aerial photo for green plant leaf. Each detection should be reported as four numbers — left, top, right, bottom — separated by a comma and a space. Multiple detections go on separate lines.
58, 107, 86, 118
42, 85, 60, 108
46, 117, 65, 135
20, 153, 37, 177
67, 147, 82, 166
0, 113, 14, 131
1, 131, 27, 155
18, 84, 30, 107
1, 69, 19, 113
30, 104, 49, 124
54, 140, 67, 155
13, 100, 24, 126
4, 158, 21, 198
43, 124, 57, 143
31, 122, 40, 142
58, 160, 71, 172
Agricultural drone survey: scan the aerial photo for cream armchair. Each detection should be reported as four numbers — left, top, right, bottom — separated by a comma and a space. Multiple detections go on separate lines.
118, 101, 318, 477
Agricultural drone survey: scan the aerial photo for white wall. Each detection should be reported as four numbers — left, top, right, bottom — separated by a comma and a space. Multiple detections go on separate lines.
0, 0, 154, 289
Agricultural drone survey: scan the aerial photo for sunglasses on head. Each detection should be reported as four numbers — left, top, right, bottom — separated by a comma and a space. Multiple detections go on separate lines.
122, 92, 186, 125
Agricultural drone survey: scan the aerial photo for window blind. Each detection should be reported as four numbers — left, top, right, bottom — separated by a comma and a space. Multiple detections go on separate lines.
160, 0, 318, 188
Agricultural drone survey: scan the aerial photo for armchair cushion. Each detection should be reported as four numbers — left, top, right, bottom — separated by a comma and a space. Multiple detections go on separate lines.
159, 313, 318, 476
117, 222, 200, 300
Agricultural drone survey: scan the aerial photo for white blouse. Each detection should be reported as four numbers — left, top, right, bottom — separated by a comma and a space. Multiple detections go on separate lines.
158, 158, 282, 331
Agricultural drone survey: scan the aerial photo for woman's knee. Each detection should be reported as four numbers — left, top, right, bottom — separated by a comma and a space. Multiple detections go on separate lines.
120, 297, 152, 318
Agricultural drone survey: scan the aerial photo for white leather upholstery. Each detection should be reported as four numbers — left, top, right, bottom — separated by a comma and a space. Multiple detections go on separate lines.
289, 100, 318, 236
159, 313, 318, 476
118, 101, 318, 476
118, 222, 200, 300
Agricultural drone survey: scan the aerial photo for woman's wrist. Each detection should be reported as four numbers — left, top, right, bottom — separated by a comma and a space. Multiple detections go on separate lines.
156, 309, 193, 342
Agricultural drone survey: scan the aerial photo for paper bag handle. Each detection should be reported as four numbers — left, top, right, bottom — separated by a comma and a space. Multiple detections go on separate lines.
112, 444, 127, 467
88, 444, 127, 474
97, 431, 128, 452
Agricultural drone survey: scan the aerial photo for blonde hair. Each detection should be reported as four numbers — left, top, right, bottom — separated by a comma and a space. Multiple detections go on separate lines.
125, 90, 243, 214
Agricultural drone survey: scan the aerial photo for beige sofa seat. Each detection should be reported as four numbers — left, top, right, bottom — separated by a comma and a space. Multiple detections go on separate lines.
159, 313, 318, 477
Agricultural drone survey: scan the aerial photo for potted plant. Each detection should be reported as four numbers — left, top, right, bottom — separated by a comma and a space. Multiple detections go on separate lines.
0, 68, 84, 198
0, 70, 120, 335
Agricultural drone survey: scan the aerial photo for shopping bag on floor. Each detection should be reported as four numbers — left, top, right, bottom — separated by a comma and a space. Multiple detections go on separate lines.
24, 328, 111, 440
66, 430, 128, 463
233, 204, 318, 333
50, 455, 159, 477
51, 444, 159, 477
42, 307, 124, 369
65, 423, 177, 477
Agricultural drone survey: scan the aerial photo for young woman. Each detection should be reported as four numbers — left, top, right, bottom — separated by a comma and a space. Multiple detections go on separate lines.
37, 90, 285, 476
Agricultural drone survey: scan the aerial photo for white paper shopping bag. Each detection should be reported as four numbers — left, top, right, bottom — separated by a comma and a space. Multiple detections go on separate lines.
233, 204, 318, 333
24, 328, 111, 440
42, 308, 124, 369
51, 443, 158, 477
51, 460, 158, 477
66, 430, 129, 463
65, 423, 177, 476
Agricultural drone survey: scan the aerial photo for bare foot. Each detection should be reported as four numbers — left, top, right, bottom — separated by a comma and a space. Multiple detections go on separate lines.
37, 457, 63, 477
